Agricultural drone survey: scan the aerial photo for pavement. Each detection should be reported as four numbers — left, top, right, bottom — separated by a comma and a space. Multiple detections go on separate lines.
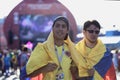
0, 70, 120, 80
0, 69, 20, 80
0, 75, 19, 80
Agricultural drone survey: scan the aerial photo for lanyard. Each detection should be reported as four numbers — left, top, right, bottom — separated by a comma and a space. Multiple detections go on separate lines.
55, 44, 65, 80
55, 44, 64, 71
55, 44, 65, 63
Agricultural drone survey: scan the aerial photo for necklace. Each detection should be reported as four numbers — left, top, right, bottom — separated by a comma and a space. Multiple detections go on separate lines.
55, 44, 65, 80
55, 44, 64, 65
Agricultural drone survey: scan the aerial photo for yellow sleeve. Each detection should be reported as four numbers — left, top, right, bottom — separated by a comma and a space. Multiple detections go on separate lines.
26, 43, 49, 75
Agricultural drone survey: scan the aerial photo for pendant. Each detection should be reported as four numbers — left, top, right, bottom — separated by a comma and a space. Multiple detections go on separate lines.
56, 73, 64, 80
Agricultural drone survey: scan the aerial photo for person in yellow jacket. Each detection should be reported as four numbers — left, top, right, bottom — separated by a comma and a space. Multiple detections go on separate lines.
21, 16, 82, 80
75, 20, 116, 80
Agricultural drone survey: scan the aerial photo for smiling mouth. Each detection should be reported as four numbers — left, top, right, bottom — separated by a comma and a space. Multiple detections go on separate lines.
57, 32, 63, 35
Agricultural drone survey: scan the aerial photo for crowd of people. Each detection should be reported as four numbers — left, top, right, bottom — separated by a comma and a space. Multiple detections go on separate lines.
0, 46, 31, 79
0, 16, 118, 80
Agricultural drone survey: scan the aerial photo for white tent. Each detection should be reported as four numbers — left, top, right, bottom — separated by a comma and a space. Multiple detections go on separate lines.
99, 36, 120, 44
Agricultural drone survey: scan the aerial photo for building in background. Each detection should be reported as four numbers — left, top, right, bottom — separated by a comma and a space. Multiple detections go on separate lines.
0, 19, 7, 50
3, 0, 77, 50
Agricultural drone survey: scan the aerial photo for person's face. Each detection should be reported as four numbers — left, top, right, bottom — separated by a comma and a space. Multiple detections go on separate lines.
53, 20, 68, 40
83, 24, 100, 43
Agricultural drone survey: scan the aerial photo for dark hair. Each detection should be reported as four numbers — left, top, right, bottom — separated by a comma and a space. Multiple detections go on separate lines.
52, 16, 69, 30
22, 47, 28, 52
52, 16, 69, 40
83, 20, 101, 30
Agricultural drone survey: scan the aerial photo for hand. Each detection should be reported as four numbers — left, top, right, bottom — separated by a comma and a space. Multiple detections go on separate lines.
70, 66, 79, 79
43, 63, 58, 72
27, 62, 57, 77
87, 68, 95, 76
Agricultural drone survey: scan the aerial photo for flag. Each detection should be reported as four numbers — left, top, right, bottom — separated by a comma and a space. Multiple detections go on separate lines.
94, 50, 116, 80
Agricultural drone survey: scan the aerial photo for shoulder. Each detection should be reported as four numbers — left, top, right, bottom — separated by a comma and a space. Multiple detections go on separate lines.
37, 42, 43, 46
34, 42, 46, 49
76, 39, 84, 46
75, 40, 83, 50
76, 41, 81, 46
36, 42, 47, 47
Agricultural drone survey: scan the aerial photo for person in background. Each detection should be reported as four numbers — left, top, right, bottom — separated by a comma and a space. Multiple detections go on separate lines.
0, 50, 4, 76
21, 16, 80, 80
112, 49, 119, 72
116, 49, 120, 72
11, 49, 19, 75
75, 20, 116, 80
19, 46, 29, 80
3, 49, 11, 77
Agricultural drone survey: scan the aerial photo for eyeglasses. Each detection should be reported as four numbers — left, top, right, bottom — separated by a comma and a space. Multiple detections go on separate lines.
86, 30, 100, 34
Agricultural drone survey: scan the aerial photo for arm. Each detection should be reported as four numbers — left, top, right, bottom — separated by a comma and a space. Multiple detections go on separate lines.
70, 61, 79, 80
28, 62, 58, 78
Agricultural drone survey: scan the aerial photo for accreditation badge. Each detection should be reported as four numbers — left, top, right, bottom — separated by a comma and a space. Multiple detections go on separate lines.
56, 72, 64, 80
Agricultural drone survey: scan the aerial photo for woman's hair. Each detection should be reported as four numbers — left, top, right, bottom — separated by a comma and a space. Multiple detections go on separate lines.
52, 16, 69, 40
83, 20, 101, 30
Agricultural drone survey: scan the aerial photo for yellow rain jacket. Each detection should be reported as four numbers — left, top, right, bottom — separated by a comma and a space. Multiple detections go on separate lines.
76, 39, 106, 80
26, 31, 83, 80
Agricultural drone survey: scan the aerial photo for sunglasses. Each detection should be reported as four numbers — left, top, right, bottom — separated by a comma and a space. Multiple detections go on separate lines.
86, 30, 100, 34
